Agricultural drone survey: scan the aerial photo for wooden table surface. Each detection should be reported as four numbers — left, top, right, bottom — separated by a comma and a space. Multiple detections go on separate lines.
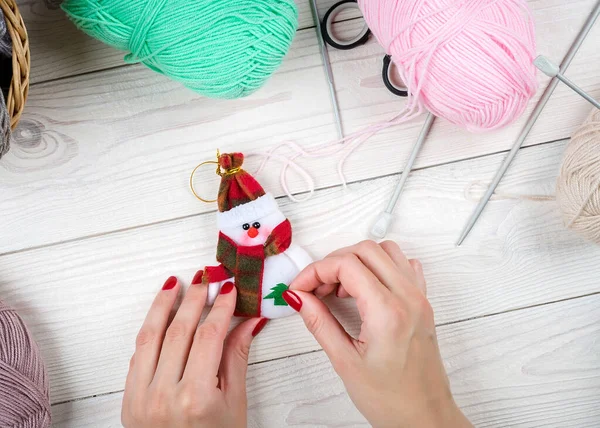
1, 1, 600, 426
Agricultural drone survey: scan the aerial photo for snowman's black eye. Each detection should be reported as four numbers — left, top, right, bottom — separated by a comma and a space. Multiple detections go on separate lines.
242, 223, 250, 230
252, 222, 261, 229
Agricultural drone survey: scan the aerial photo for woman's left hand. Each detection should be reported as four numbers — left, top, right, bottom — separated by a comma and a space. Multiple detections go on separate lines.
122, 275, 268, 428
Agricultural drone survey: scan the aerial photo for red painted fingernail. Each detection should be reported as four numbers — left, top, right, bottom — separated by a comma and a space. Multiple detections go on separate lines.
162, 276, 177, 290
282, 290, 302, 312
191, 270, 204, 285
252, 318, 268, 337
220, 281, 234, 295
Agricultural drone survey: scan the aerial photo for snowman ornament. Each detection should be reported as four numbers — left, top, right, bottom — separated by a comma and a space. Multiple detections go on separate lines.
198, 152, 312, 319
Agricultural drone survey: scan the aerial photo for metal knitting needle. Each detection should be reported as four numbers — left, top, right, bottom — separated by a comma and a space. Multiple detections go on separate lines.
310, 0, 344, 139
456, 0, 600, 246
370, 112, 435, 239
534, 55, 600, 110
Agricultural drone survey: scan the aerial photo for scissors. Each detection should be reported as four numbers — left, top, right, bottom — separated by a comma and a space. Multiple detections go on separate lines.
321, 0, 408, 97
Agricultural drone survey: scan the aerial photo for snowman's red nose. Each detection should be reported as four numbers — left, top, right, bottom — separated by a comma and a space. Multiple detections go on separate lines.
247, 227, 259, 238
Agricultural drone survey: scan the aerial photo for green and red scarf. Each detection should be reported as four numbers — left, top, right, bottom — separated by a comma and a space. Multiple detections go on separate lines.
202, 220, 292, 317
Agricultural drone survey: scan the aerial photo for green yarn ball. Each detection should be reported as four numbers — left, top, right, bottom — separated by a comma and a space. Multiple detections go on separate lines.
62, 0, 298, 99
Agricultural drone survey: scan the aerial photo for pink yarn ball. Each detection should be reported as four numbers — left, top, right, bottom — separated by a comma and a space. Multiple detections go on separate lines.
358, 0, 538, 132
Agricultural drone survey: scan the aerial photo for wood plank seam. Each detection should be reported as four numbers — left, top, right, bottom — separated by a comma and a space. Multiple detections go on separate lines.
47, 287, 600, 408
436, 290, 600, 328
0, 136, 569, 259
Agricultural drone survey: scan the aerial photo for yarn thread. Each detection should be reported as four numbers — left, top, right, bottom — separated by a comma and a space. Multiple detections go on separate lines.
464, 180, 555, 203
0, 4, 11, 161
0, 8, 12, 57
556, 109, 600, 244
0, 91, 10, 159
254, 0, 538, 199
0, 4, 10, 158
61, 0, 298, 99
0, 300, 51, 428
250, 108, 421, 200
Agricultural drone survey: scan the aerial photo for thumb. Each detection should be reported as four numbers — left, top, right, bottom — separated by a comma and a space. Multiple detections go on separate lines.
283, 290, 358, 371
220, 317, 268, 397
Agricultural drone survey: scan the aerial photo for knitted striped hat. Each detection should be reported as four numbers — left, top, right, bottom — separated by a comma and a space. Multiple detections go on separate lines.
217, 153, 266, 212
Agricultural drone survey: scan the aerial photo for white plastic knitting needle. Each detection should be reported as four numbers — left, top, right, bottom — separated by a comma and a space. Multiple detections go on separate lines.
456, 0, 600, 246
310, 0, 344, 139
370, 112, 435, 239
534, 55, 600, 109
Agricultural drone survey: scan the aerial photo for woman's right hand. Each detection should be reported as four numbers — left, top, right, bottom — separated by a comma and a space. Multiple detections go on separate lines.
284, 240, 472, 428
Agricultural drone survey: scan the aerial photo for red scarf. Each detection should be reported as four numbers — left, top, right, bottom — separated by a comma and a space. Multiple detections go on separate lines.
202, 220, 292, 317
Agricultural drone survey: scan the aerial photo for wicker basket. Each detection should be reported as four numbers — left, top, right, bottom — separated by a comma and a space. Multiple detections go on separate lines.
0, 0, 29, 130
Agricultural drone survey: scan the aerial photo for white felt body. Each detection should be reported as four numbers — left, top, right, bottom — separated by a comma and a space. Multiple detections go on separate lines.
260, 243, 312, 319
207, 243, 312, 319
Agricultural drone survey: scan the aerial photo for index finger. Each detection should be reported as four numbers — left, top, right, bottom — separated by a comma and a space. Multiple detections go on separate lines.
290, 253, 389, 306
327, 241, 415, 297
182, 282, 236, 385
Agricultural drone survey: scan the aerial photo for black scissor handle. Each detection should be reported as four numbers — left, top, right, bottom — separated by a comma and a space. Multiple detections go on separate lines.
321, 0, 370, 50
382, 55, 408, 97
321, 1, 407, 97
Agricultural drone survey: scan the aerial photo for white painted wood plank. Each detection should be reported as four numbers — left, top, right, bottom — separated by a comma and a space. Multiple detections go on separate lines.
2, 0, 599, 254
2, 140, 600, 404
20, 0, 347, 84
446, 297, 600, 428
0, 26, 339, 254
51, 294, 600, 428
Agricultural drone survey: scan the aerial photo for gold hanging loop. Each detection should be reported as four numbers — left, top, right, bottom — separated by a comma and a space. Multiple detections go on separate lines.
190, 150, 243, 203
189, 150, 221, 203
189, 160, 219, 203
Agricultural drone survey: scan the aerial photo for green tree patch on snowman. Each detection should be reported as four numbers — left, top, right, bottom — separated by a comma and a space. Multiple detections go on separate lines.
263, 283, 289, 306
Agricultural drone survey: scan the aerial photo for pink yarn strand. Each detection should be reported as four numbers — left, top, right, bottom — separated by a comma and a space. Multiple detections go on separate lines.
249, 108, 420, 199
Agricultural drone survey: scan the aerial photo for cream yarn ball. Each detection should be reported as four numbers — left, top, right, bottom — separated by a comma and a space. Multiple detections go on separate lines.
556, 109, 600, 244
